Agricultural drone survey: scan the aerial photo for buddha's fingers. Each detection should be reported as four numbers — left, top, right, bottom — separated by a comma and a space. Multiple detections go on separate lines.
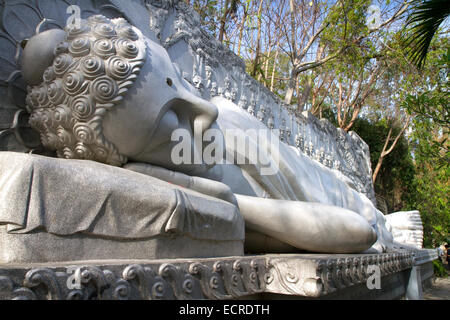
235, 194, 377, 254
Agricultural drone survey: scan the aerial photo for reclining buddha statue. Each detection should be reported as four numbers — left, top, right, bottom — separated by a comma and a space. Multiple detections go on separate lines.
0, 13, 420, 263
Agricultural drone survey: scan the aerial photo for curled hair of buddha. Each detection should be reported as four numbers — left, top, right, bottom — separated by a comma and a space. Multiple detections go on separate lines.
25, 15, 146, 166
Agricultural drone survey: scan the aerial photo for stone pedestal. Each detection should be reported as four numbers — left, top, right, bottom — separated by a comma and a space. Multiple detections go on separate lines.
405, 248, 438, 299
0, 250, 437, 300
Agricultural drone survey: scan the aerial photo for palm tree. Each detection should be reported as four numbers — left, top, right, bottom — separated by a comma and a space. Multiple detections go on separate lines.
404, 0, 450, 68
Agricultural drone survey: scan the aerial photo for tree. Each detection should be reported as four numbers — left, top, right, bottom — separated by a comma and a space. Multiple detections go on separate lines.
372, 115, 411, 183
402, 35, 449, 164
327, 58, 384, 132
352, 118, 416, 213
218, 0, 240, 43
284, 0, 409, 108
403, 35, 449, 247
408, 114, 449, 247
191, 0, 221, 36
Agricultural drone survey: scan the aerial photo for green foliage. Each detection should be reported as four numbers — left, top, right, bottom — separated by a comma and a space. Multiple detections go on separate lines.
321, 0, 370, 47
191, 0, 220, 36
320, 104, 338, 126
404, 0, 450, 68
320, 0, 377, 77
433, 259, 449, 278
244, 50, 291, 99
402, 41, 449, 134
407, 116, 449, 247
403, 37, 449, 248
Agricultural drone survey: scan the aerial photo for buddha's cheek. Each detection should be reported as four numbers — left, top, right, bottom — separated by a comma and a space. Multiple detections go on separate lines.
101, 99, 158, 158
143, 109, 180, 150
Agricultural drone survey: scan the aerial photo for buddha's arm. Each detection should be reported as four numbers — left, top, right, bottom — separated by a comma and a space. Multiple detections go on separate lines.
124, 162, 237, 205
235, 194, 377, 253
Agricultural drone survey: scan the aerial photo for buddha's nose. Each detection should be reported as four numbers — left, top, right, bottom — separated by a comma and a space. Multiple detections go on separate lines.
179, 91, 218, 135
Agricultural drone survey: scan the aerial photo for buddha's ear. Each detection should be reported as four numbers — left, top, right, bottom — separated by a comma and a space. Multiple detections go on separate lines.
21, 29, 66, 86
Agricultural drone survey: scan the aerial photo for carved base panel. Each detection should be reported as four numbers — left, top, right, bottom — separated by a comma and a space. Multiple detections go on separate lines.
0, 250, 434, 300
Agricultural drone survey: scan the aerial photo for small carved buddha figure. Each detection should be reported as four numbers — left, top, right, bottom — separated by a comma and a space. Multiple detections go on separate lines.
230, 87, 238, 103
247, 97, 256, 116
304, 142, 311, 156
21, 15, 400, 254
285, 125, 292, 140
237, 95, 248, 110
282, 119, 292, 142
279, 119, 287, 142
325, 153, 333, 168
210, 81, 218, 97
333, 159, 342, 171
309, 141, 315, 157
192, 73, 203, 91
319, 147, 326, 164
205, 65, 213, 89
267, 115, 274, 130
174, 13, 187, 34
295, 133, 303, 151
256, 105, 266, 123
223, 75, 232, 100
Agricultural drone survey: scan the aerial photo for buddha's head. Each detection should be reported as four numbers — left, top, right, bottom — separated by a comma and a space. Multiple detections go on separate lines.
22, 15, 218, 175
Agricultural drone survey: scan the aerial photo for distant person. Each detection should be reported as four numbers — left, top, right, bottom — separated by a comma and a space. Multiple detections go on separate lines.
446, 245, 450, 269
438, 245, 444, 262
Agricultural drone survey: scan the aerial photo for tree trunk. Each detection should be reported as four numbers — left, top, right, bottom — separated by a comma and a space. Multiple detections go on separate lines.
343, 104, 362, 132
284, 0, 298, 104
372, 127, 391, 184
284, 71, 297, 104
297, 76, 312, 112
237, 8, 247, 56
251, 0, 264, 77
263, 45, 272, 86
270, 49, 279, 91
218, 0, 230, 43
372, 116, 411, 183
